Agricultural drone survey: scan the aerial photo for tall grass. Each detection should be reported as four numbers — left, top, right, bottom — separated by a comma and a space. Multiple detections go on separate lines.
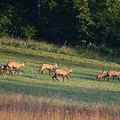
0, 92, 119, 120
0, 38, 78, 56
1, 107, 119, 120
0, 37, 120, 64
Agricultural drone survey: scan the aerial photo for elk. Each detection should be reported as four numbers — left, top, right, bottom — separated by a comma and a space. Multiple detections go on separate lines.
96, 70, 108, 81
7, 61, 25, 75
52, 66, 72, 82
107, 70, 120, 82
38, 63, 57, 75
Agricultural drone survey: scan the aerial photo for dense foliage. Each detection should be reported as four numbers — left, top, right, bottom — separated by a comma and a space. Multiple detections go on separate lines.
0, 0, 120, 50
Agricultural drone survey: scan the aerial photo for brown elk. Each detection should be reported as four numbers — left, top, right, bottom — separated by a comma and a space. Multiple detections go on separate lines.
96, 70, 108, 81
107, 70, 120, 82
38, 63, 57, 75
52, 66, 72, 82
7, 61, 25, 75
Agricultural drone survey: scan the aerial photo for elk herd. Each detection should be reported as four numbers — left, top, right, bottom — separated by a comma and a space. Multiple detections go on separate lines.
0, 61, 72, 82
96, 70, 120, 82
0, 61, 120, 82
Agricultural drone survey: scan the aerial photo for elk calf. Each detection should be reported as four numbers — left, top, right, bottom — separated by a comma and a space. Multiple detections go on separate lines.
52, 67, 72, 82
107, 70, 120, 82
38, 63, 57, 75
7, 61, 25, 75
96, 70, 108, 81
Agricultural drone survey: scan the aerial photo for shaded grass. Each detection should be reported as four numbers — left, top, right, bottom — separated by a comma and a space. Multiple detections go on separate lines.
0, 80, 120, 105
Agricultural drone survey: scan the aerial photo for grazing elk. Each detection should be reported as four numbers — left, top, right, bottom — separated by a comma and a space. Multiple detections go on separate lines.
52, 66, 72, 82
107, 70, 120, 82
38, 63, 57, 75
7, 61, 25, 75
96, 70, 108, 81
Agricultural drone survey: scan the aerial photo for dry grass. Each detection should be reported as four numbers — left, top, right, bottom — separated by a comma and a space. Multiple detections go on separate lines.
0, 92, 119, 120
1, 108, 120, 120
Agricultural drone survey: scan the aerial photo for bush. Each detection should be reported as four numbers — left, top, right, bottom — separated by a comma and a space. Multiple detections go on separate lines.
0, 16, 11, 37
21, 25, 37, 40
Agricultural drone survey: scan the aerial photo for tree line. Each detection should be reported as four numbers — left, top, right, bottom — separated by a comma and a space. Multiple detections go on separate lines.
0, 0, 120, 52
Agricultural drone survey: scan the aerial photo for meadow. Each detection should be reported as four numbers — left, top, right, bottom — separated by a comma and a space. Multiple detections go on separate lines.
0, 38, 120, 120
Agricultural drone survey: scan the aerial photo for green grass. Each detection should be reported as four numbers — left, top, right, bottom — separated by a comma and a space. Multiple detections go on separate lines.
0, 42, 120, 108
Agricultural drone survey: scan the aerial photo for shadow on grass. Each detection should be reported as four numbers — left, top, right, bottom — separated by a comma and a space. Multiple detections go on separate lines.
0, 80, 119, 105
73, 71, 97, 81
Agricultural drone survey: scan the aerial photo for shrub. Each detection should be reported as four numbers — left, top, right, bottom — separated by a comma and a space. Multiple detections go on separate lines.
21, 25, 37, 40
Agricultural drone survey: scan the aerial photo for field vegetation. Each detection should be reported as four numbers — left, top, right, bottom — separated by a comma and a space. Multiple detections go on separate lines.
0, 38, 120, 120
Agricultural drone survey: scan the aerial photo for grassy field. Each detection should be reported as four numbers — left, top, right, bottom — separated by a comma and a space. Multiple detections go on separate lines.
0, 39, 120, 119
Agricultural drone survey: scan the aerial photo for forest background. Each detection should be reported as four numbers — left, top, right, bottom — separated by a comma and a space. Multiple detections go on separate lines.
0, 0, 120, 56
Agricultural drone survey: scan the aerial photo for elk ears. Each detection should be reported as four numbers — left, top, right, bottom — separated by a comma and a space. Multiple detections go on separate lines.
55, 62, 58, 67
102, 69, 108, 74
23, 61, 27, 66
69, 66, 72, 72
23, 62, 25, 67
